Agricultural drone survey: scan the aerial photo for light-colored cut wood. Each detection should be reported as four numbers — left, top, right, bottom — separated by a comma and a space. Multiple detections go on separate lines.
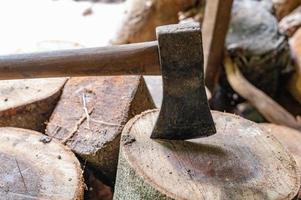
46, 76, 155, 182
260, 123, 301, 199
114, 109, 300, 200
111, 0, 196, 44
0, 78, 66, 131
0, 127, 84, 200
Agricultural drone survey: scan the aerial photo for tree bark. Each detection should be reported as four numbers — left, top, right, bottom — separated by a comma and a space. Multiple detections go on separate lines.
46, 76, 155, 183
114, 109, 300, 199
0, 127, 84, 200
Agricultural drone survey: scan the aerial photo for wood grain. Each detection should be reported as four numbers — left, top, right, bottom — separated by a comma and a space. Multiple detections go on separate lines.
46, 76, 155, 183
0, 127, 84, 200
0, 78, 66, 131
0, 41, 160, 80
260, 124, 301, 199
114, 109, 300, 199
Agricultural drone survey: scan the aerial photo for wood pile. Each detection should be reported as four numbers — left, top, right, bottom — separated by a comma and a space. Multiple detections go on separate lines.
1, 0, 301, 199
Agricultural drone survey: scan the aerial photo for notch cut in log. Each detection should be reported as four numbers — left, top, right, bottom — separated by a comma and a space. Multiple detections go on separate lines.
114, 109, 300, 199
260, 124, 301, 199
0, 127, 84, 200
0, 41, 85, 131
46, 76, 155, 183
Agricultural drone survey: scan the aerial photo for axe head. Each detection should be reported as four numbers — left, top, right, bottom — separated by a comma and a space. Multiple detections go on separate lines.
151, 22, 216, 140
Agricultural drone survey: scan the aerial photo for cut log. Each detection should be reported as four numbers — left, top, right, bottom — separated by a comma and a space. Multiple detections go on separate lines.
0, 40, 84, 131
279, 5, 301, 37
0, 78, 66, 132
46, 76, 155, 183
0, 127, 84, 200
289, 27, 301, 104
114, 109, 300, 199
226, 0, 290, 96
224, 56, 301, 131
259, 123, 301, 199
272, 0, 301, 20
111, 0, 196, 44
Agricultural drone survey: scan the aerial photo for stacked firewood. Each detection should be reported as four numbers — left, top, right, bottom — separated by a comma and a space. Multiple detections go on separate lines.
1, 0, 301, 199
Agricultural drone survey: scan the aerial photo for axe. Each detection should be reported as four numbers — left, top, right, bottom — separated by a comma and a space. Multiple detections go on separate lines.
0, 22, 216, 140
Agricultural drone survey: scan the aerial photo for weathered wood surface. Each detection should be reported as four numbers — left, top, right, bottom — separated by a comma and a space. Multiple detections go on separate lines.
272, 0, 301, 20
202, 0, 233, 91
0, 127, 84, 200
0, 78, 66, 131
289, 27, 301, 104
226, 0, 290, 96
260, 124, 301, 199
46, 76, 155, 182
0, 42, 160, 80
111, 0, 196, 44
279, 5, 301, 36
114, 109, 300, 200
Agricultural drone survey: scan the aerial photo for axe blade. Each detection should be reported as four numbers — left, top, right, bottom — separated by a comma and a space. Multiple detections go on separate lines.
151, 22, 216, 140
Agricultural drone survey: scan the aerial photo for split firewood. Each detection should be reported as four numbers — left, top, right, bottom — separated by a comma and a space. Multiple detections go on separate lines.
279, 5, 301, 36
288, 27, 301, 104
272, 0, 301, 20
260, 124, 301, 199
114, 109, 300, 199
0, 41, 85, 132
46, 76, 155, 183
0, 127, 84, 200
225, 55, 301, 131
0, 78, 66, 132
226, 0, 290, 97
111, 0, 197, 44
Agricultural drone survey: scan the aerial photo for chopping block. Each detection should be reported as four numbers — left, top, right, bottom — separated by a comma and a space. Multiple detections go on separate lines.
0, 22, 299, 199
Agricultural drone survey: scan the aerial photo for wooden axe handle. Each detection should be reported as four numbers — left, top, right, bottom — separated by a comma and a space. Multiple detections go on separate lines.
0, 41, 160, 80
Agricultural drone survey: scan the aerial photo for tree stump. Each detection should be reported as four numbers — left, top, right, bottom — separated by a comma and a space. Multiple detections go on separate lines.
46, 76, 155, 183
0, 127, 84, 200
260, 124, 301, 199
114, 109, 300, 200
226, 0, 290, 97
0, 78, 66, 132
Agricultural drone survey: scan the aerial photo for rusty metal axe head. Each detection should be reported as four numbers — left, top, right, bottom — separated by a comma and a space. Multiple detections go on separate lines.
151, 22, 216, 140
